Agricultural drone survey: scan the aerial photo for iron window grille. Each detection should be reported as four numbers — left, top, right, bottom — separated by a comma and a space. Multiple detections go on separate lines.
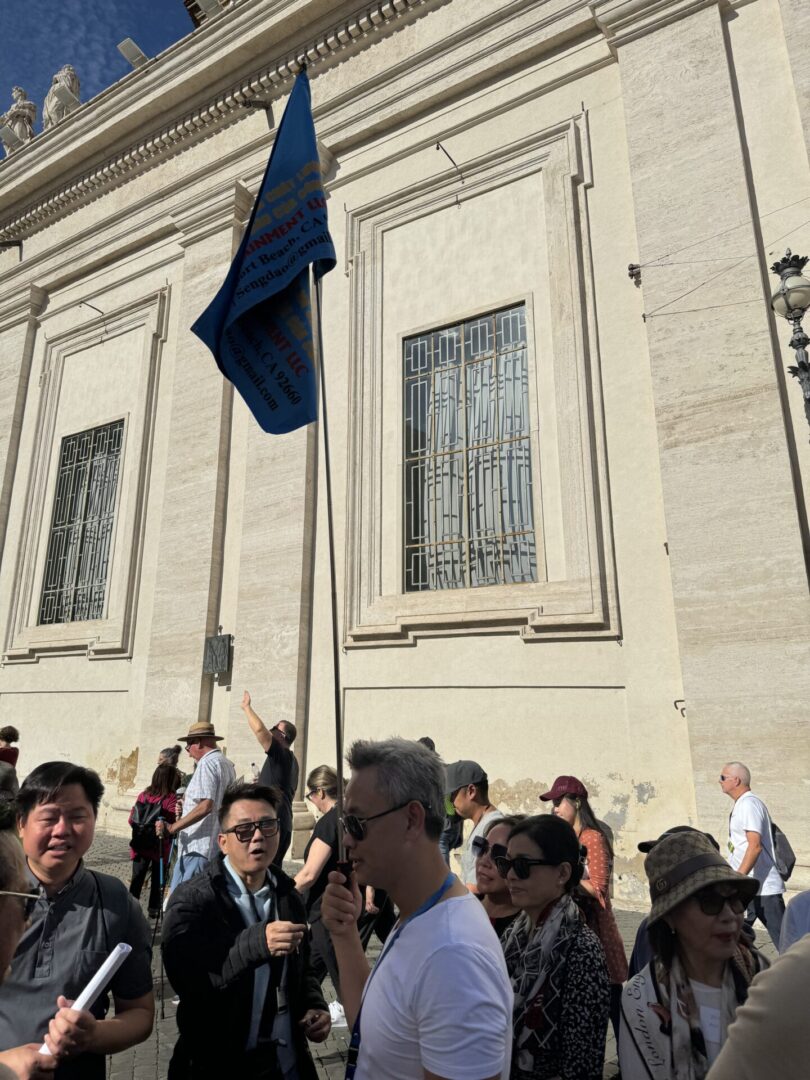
403, 304, 538, 592
38, 420, 124, 625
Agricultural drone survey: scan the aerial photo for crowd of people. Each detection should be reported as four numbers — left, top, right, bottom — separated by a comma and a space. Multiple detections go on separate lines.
0, 703, 808, 1080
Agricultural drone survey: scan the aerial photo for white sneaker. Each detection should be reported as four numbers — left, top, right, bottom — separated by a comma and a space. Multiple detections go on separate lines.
328, 1001, 347, 1028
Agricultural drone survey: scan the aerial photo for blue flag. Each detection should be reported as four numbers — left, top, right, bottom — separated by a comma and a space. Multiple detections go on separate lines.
192, 72, 336, 434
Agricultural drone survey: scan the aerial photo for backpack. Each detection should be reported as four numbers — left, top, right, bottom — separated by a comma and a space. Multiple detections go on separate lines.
130, 796, 164, 856
771, 821, 796, 881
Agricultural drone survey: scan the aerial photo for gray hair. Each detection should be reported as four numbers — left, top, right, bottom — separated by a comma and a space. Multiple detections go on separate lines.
347, 738, 445, 840
725, 762, 751, 786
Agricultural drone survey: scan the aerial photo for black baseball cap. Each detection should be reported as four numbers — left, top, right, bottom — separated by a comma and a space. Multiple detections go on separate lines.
445, 760, 487, 795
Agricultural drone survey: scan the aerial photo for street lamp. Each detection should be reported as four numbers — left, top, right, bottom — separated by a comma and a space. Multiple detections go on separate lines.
771, 249, 810, 430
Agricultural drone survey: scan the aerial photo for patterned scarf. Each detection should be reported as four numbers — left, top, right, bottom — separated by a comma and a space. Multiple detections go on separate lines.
650, 944, 762, 1080
501, 894, 583, 1074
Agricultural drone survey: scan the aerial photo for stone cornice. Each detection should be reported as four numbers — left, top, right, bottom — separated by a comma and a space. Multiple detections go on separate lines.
590, 0, 728, 48
0, 284, 48, 334
0, 0, 438, 242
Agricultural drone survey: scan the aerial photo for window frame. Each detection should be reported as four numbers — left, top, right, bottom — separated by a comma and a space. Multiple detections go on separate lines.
342, 113, 619, 647
2, 288, 168, 663
37, 419, 126, 627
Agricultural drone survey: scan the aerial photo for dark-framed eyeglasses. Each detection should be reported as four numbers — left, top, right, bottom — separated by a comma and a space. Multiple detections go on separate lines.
222, 817, 280, 843
693, 887, 747, 916
471, 836, 508, 862
340, 801, 425, 842
495, 855, 557, 880
305, 790, 319, 802
0, 888, 39, 919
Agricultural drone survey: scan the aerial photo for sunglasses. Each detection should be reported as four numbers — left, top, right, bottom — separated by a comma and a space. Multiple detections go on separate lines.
272, 726, 292, 745
340, 801, 425, 842
495, 855, 557, 880
0, 888, 39, 919
222, 817, 280, 843
471, 836, 508, 862
693, 887, 747, 916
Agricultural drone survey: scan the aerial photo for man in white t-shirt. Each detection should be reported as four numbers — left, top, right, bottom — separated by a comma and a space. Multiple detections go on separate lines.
445, 760, 503, 891
720, 760, 785, 948
321, 738, 513, 1080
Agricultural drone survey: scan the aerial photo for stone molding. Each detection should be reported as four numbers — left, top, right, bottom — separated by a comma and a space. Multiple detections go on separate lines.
590, 0, 727, 48
343, 112, 619, 646
2, 288, 170, 664
0, 0, 439, 243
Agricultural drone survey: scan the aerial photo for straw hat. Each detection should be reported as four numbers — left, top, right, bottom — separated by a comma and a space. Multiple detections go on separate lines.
176, 721, 224, 743
645, 830, 758, 925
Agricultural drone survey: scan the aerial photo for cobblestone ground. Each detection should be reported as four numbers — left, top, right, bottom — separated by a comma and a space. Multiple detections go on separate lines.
86, 831, 644, 1079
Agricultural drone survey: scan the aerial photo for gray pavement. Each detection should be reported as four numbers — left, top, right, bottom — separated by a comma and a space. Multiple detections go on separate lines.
86, 830, 641, 1079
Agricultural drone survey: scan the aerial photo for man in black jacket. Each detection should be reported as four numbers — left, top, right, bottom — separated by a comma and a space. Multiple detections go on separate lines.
162, 782, 329, 1079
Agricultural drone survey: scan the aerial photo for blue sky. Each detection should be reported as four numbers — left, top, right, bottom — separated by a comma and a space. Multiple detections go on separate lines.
0, 0, 195, 132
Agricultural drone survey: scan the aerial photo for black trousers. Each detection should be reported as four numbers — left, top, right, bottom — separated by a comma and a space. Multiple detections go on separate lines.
271, 805, 293, 868
745, 893, 785, 949
130, 855, 163, 911
169, 1039, 283, 1079
309, 917, 342, 999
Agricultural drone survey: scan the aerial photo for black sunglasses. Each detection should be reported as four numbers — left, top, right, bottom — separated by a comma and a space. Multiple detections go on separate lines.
693, 887, 747, 916
223, 817, 280, 843
495, 855, 557, 880
340, 801, 426, 841
0, 888, 39, 920
471, 836, 508, 862
272, 726, 292, 745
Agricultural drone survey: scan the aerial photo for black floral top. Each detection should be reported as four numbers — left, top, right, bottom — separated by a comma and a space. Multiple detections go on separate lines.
506, 922, 610, 1080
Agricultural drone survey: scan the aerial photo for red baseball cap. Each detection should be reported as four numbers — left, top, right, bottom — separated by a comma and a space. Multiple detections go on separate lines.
539, 775, 589, 801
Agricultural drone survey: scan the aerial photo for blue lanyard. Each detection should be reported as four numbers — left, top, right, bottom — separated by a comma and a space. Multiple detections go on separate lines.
345, 873, 455, 1079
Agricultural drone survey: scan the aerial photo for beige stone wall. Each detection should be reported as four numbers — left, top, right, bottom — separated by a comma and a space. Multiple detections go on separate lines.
0, 0, 807, 898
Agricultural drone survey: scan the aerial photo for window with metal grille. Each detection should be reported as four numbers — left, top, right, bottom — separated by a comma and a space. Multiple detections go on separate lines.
403, 304, 538, 591
38, 420, 124, 625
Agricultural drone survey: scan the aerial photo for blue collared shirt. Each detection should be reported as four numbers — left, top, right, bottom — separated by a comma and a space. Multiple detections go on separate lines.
222, 857, 275, 1050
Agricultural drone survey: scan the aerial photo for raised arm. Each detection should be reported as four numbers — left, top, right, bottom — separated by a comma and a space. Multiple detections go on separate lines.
241, 690, 273, 753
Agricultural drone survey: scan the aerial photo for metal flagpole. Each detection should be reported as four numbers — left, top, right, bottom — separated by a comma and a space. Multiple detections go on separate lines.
312, 269, 347, 865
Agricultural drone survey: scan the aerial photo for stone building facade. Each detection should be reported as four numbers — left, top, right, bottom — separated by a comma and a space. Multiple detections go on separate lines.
0, 0, 808, 899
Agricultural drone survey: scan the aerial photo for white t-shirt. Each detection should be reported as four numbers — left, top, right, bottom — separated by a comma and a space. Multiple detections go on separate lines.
460, 809, 504, 886
690, 980, 726, 1064
727, 791, 784, 896
355, 891, 513, 1079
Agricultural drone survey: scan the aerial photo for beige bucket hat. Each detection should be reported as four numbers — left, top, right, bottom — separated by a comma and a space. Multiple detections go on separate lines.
645, 830, 758, 924
177, 721, 224, 743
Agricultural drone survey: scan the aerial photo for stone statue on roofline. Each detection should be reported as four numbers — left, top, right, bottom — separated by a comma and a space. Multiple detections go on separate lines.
43, 65, 80, 130
0, 87, 36, 156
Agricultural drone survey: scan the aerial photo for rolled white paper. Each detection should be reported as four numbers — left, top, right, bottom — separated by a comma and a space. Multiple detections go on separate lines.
39, 942, 132, 1055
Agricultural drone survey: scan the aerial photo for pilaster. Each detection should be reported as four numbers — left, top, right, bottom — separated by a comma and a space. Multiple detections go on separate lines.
593, 0, 810, 871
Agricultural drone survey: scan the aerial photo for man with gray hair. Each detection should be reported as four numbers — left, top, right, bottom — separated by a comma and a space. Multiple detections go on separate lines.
720, 760, 785, 947
321, 738, 512, 1079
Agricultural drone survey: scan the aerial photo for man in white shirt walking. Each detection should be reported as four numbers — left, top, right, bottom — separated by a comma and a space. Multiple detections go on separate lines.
720, 760, 785, 947
321, 738, 513, 1080
165, 721, 236, 891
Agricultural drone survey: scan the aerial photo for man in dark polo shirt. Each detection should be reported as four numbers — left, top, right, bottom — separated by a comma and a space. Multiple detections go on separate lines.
241, 691, 299, 866
0, 762, 154, 1078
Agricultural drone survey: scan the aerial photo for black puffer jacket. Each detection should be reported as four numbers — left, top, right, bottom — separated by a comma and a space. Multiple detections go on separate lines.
162, 855, 326, 1079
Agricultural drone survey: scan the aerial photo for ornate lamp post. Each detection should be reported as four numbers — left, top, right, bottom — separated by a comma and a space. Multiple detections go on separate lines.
771, 250, 810, 430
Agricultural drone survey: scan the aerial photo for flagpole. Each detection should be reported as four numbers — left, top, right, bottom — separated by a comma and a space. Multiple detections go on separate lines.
312, 269, 347, 864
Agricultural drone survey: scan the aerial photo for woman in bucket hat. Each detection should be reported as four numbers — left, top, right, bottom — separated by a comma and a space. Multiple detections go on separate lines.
619, 831, 767, 1080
